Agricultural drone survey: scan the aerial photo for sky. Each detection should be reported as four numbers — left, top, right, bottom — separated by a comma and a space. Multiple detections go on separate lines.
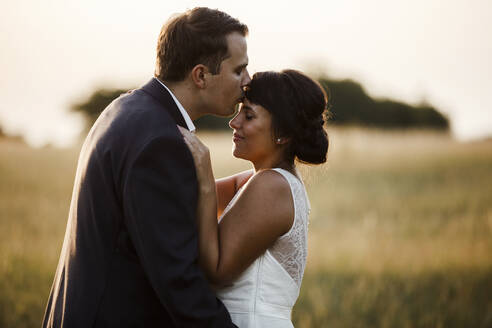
1, 0, 491, 147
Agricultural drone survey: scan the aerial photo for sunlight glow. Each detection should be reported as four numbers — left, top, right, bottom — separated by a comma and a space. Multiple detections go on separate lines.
1, 0, 491, 146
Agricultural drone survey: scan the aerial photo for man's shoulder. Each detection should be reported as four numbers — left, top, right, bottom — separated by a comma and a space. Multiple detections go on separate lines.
87, 88, 182, 159
109, 89, 177, 135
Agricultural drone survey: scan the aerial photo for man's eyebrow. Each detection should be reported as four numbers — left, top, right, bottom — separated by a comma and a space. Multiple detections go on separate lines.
235, 63, 248, 70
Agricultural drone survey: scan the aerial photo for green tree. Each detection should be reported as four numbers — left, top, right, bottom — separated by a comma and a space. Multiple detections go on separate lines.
72, 88, 130, 129
72, 77, 449, 131
319, 77, 449, 129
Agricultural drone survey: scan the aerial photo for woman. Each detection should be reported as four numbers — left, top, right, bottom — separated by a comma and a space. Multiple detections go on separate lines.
180, 69, 328, 327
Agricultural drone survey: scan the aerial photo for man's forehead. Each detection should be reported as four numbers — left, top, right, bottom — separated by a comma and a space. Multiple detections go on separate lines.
226, 33, 247, 55
230, 49, 248, 67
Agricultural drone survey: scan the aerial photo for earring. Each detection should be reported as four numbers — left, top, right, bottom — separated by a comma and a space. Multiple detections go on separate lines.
276, 138, 281, 144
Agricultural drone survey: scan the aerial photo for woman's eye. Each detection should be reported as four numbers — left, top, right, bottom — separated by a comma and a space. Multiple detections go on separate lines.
245, 115, 253, 120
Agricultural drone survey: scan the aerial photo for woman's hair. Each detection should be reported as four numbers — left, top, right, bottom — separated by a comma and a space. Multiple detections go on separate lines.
244, 69, 329, 164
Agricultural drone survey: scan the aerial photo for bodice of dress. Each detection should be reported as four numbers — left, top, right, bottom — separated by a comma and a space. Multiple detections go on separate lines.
216, 168, 310, 327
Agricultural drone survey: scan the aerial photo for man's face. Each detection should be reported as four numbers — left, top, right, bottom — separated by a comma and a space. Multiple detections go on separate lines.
204, 32, 251, 117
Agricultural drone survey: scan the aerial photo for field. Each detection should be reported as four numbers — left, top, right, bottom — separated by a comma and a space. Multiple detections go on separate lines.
1, 128, 491, 327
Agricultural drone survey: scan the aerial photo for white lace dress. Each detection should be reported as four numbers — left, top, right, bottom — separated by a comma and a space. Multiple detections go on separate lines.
216, 168, 310, 328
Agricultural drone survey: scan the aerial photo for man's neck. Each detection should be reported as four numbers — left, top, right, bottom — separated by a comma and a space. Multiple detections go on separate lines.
162, 80, 200, 121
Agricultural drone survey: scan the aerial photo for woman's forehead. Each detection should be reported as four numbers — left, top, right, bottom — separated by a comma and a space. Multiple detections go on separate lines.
241, 99, 271, 117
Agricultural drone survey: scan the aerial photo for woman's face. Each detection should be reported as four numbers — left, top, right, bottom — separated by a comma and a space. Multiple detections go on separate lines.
229, 98, 277, 163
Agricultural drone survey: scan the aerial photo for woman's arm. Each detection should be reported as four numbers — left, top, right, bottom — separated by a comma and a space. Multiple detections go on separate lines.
180, 128, 294, 286
212, 171, 294, 284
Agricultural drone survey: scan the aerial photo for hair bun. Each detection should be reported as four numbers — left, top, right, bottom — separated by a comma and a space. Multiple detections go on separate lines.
293, 115, 328, 164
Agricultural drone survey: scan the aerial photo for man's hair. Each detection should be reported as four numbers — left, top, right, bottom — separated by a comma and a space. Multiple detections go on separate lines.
155, 7, 248, 82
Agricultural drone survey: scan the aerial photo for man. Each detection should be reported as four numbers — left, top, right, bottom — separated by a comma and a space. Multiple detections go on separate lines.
43, 7, 250, 327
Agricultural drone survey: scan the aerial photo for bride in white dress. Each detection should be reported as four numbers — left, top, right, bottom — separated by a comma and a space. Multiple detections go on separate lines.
180, 69, 328, 327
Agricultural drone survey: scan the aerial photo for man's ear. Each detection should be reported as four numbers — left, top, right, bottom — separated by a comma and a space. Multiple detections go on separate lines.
190, 64, 209, 89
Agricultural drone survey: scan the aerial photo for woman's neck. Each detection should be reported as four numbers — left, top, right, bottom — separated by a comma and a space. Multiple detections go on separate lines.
252, 156, 294, 175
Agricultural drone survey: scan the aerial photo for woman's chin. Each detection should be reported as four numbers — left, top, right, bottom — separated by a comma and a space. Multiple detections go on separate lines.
232, 148, 245, 160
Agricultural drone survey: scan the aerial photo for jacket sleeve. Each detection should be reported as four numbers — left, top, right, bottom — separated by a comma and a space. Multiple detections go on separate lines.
122, 133, 236, 328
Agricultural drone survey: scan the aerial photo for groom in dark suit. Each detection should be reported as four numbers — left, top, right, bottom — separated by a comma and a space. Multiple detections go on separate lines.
42, 7, 250, 327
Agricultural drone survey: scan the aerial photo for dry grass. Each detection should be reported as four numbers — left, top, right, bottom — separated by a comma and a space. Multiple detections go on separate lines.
303, 128, 492, 273
1, 128, 491, 327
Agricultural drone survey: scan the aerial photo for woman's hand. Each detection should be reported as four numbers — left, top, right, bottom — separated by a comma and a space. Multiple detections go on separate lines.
178, 126, 215, 193
178, 126, 220, 278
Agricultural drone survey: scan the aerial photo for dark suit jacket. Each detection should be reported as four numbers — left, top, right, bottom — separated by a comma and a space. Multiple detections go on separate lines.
42, 78, 236, 327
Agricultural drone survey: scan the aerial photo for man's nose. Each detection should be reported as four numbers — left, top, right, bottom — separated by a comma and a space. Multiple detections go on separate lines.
242, 69, 251, 86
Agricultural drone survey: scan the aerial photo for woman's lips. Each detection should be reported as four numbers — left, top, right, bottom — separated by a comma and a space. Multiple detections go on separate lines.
233, 133, 244, 143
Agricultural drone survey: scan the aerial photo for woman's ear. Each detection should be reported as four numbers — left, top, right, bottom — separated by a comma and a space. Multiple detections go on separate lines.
190, 64, 209, 89
275, 137, 290, 145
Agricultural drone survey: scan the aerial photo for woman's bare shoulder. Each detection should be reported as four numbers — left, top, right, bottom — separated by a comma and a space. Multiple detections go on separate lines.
248, 169, 291, 190
240, 169, 294, 230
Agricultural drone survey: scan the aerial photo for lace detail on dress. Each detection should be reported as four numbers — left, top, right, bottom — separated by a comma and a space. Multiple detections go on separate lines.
269, 168, 310, 287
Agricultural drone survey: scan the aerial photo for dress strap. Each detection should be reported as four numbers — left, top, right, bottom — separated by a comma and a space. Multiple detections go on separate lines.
270, 168, 299, 186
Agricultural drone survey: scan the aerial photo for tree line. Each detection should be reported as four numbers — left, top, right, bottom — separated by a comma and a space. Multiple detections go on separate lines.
319, 77, 448, 129
71, 76, 449, 131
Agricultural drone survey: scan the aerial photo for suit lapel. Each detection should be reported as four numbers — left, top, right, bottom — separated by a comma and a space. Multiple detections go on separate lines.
140, 78, 188, 129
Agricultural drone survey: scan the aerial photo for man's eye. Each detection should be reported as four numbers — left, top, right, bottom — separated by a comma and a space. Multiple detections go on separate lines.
245, 115, 253, 120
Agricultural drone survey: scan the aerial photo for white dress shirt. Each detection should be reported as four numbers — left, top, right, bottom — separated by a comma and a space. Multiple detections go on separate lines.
155, 78, 196, 133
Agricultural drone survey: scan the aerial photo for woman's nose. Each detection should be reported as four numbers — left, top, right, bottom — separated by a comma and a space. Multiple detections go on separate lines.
229, 113, 240, 129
